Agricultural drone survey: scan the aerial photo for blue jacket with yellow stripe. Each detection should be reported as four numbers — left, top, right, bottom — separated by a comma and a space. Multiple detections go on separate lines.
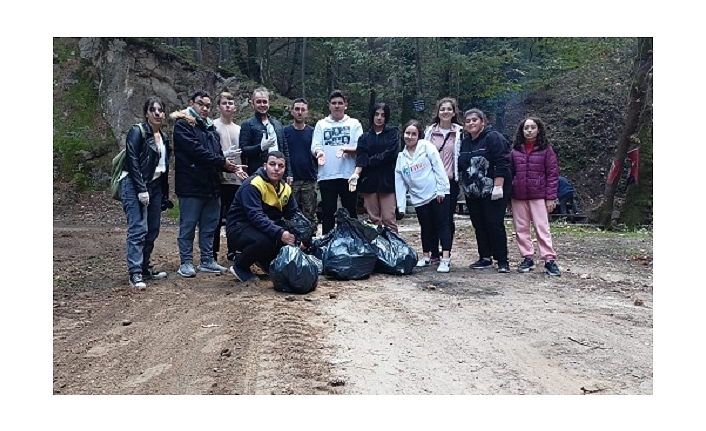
225, 167, 299, 241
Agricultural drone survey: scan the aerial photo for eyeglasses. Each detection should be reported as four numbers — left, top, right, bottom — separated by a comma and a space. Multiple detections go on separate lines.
194, 100, 212, 110
149, 107, 164, 113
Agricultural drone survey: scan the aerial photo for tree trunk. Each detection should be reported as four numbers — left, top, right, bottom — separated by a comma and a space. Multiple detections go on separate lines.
193, 37, 202, 64
218, 37, 229, 68
596, 37, 653, 228
301, 37, 307, 98
259, 37, 271, 86
245, 38, 260, 82
284, 37, 302, 97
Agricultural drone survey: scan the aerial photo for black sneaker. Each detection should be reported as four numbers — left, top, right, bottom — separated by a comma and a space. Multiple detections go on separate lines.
517, 258, 535, 273
226, 251, 237, 261
544, 260, 561, 276
129, 273, 146, 290
229, 264, 258, 282
143, 266, 167, 280
497, 261, 510, 273
470, 258, 493, 269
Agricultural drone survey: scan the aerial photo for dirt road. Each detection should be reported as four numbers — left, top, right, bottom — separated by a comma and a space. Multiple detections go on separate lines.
53, 190, 653, 396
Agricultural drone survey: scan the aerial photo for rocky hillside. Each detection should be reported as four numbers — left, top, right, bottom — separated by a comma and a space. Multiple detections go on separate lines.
53, 37, 637, 213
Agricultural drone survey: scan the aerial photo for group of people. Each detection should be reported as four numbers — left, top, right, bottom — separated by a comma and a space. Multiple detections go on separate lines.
117, 88, 563, 291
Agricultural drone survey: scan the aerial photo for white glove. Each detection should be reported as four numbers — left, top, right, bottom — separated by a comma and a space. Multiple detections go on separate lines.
491, 186, 503, 201
138, 192, 150, 206
260, 135, 276, 151
348, 173, 359, 192
224, 145, 241, 158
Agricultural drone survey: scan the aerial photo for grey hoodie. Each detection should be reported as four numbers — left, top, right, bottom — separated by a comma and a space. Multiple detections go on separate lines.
394, 139, 450, 212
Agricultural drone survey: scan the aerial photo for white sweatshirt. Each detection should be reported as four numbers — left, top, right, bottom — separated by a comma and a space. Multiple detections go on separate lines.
311, 115, 363, 181
394, 139, 450, 212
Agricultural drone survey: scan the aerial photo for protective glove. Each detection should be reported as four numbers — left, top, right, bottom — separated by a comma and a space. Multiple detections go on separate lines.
491, 186, 503, 201
260, 135, 276, 151
224, 145, 241, 158
348, 173, 359, 192
138, 192, 150, 206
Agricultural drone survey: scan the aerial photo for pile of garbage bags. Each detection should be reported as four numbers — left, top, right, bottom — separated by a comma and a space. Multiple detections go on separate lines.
269, 208, 419, 294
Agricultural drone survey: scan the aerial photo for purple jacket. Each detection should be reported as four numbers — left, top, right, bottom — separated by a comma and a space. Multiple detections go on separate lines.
510, 146, 559, 200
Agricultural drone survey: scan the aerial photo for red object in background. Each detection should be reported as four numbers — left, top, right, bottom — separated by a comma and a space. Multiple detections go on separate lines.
627, 148, 639, 185
607, 158, 622, 185
606, 148, 639, 185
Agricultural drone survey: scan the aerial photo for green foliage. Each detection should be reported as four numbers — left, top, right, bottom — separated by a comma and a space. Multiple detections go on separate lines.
53, 38, 115, 189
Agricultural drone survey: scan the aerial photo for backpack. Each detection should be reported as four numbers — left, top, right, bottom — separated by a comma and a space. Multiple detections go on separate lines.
111, 123, 147, 201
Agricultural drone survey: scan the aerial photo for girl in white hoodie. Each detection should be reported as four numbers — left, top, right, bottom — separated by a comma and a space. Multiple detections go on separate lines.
395, 120, 452, 273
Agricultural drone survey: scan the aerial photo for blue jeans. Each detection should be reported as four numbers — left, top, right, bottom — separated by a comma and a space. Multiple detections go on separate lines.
177, 195, 220, 265
120, 176, 163, 275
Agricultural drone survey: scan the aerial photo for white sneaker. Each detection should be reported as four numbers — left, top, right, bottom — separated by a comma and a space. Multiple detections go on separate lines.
416, 257, 430, 267
437, 258, 451, 273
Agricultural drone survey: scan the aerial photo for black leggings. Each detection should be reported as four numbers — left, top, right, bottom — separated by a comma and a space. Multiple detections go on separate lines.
466, 189, 510, 263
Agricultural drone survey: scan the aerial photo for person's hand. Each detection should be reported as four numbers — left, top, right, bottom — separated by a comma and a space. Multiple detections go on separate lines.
234, 164, 249, 180
224, 146, 241, 158
260, 135, 276, 151
286, 176, 293, 185
491, 186, 503, 201
348, 173, 359, 192
281, 230, 296, 245
138, 192, 149, 206
224, 159, 238, 173
546, 199, 557, 213
315, 149, 326, 166
436, 194, 445, 203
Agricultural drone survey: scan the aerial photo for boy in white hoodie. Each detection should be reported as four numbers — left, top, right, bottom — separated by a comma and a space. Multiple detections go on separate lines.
311, 89, 364, 234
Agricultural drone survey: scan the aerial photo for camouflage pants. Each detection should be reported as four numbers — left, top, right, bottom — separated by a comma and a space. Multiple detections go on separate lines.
291, 180, 318, 225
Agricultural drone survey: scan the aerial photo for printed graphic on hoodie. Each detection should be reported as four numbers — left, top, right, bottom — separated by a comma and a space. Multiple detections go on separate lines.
461, 156, 493, 198
402, 161, 426, 177
323, 126, 351, 146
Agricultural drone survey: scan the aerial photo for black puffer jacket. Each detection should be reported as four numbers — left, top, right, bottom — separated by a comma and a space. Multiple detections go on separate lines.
355, 124, 400, 194
124, 122, 170, 197
171, 109, 226, 198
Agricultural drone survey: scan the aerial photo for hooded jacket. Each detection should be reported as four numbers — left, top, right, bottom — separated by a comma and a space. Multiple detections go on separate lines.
171, 108, 226, 198
226, 166, 299, 242
510, 144, 559, 201
457, 125, 511, 199
355, 124, 400, 194
311, 114, 363, 181
394, 139, 450, 211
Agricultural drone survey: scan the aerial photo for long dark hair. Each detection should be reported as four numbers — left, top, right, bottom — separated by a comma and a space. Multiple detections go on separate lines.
512, 117, 551, 151
369, 102, 390, 130
142, 96, 165, 118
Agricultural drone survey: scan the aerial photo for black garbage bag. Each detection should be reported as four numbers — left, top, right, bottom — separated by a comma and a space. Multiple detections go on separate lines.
269, 245, 320, 294
319, 208, 379, 280
282, 211, 317, 246
371, 226, 418, 275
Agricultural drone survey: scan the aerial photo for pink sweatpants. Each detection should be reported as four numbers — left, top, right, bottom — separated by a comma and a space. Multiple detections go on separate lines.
361, 192, 398, 233
511, 198, 556, 261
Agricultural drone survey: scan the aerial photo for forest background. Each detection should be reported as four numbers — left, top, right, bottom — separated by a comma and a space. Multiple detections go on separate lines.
52, 35, 652, 228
